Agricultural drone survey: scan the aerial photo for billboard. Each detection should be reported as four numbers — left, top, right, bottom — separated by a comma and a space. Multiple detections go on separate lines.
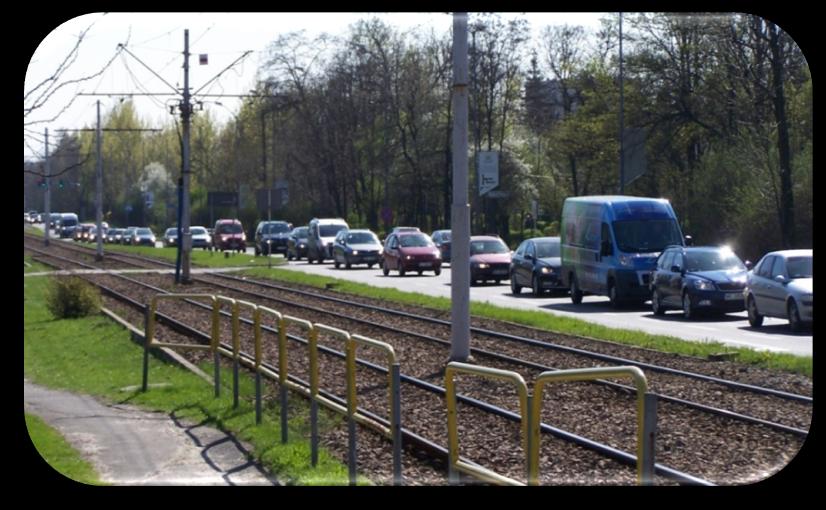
477, 151, 499, 196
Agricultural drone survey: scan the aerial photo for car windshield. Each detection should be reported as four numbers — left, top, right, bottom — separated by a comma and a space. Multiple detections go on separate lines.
684, 250, 745, 272
612, 219, 683, 253
218, 224, 243, 234
346, 232, 378, 244
436, 231, 451, 241
191, 227, 207, 235
470, 240, 509, 255
535, 241, 561, 258
165, 228, 177, 236
293, 227, 308, 238
137, 228, 152, 236
786, 256, 813, 278
399, 234, 433, 247
263, 223, 290, 234
320, 224, 347, 237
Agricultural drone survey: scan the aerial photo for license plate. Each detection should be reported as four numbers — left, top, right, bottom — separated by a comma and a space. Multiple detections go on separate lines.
418, 262, 432, 268
724, 292, 741, 301
493, 269, 508, 276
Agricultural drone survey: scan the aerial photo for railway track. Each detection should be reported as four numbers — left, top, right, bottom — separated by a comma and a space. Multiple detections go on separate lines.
24, 236, 811, 485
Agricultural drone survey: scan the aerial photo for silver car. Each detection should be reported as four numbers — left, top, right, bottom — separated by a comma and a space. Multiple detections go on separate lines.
744, 249, 812, 332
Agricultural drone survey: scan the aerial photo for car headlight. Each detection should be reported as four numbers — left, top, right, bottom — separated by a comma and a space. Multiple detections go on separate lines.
351, 250, 359, 256
618, 255, 633, 267
405, 255, 413, 260
299, 243, 305, 248
540, 266, 553, 274
476, 263, 489, 269
693, 279, 715, 291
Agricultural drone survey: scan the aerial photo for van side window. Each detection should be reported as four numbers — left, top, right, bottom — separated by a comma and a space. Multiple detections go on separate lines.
600, 223, 612, 255
584, 222, 600, 250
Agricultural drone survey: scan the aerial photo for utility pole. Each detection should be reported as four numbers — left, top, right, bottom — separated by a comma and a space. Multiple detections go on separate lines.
619, 12, 625, 194
95, 101, 103, 260
450, 12, 471, 363
181, 29, 193, 283
43, 128, 50, 247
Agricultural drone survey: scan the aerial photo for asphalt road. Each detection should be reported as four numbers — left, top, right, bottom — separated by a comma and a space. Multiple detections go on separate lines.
271, 257, 813, 357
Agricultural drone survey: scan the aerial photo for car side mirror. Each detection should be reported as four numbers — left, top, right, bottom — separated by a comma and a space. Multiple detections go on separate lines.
525, 253, 533, 261
745, 260, 753, 270
773, 274, 787, 284
671, 265, 683, 274
684, 235, 693, 246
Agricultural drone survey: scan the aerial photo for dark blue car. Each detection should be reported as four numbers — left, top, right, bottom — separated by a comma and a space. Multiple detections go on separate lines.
510, 237, 567, 296
650, 246, 750, 319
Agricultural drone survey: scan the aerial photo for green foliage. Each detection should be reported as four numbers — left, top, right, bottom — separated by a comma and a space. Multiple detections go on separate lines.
25, 413, 105, 485
45, 276, 101, 319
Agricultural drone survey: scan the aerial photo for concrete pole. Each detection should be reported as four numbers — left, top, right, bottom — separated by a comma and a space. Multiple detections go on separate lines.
450, 13, 471, 362
619, 12, 625, 194
43, 128, 50, 247
181, 29, 192, 282
95, 100, 104, 261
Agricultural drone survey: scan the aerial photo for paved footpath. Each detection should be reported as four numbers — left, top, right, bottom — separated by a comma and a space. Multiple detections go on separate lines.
24, 380, 279, 486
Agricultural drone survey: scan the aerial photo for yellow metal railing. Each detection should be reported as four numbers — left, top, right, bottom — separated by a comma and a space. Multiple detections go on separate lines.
445, 362, 530, 486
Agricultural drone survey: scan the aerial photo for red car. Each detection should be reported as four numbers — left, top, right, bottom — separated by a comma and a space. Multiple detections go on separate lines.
381, 231, 442, 276
469, 235, 512, 285
212, 219, 246, 252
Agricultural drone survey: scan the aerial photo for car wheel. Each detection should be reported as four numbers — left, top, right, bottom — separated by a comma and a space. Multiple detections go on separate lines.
368, 263, 374, 269
532, 275, 542, 297
570, 273, 583, 304
747, 295, 764, 327
346, 262, 352, 270
434, 267, 441, 276
399, 266, 406, 277
652, 289, 665, 316
682, 292, 694, 320
788, 300, 803, 333
255, 247, 260, 256
334, 259, 340, 269
510, 274, 522, 295
417, 270, 423, 275
382, 260, 389, 276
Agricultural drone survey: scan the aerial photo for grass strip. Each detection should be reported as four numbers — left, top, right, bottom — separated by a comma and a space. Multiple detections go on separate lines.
25, 413, 105, 485
24, 273, 359, 485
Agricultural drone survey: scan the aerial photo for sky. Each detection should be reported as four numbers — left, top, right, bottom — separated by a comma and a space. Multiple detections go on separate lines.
24, 12, 608, 161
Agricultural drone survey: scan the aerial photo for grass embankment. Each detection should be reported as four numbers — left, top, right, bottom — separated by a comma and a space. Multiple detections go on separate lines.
241, 267, 813, 378
23, 274, 354, 485
25, 413, 105, 485
90, 242, 286, 269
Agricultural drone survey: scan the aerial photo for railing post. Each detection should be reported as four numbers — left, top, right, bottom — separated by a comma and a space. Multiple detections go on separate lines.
391, 363, 402, 485
142, 304, 150, 392
642, 393, 658, 485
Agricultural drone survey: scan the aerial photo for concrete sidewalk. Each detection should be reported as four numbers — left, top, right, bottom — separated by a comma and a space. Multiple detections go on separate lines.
24, 380, 279, 486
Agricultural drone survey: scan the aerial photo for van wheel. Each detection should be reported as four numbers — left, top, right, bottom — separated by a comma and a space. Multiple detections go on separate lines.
570, 274, 583, 304
747, 296, 763, 327
608, 281, 622, 308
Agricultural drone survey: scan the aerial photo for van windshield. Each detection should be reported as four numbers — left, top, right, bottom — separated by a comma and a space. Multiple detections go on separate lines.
62, 219, 77, 227
218, 224, 243, 234
320, 224, 346, 237
612, 220, 683, 253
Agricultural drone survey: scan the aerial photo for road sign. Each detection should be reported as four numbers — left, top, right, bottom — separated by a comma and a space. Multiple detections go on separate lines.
477, 151, 499, 196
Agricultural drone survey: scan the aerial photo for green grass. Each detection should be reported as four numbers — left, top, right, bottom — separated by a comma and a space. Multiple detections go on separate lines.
92, 242, 286, 269
240, 267, 813, 378
24, 255, 51, 273
24, 274, 359, 485
25, 413, 105, 485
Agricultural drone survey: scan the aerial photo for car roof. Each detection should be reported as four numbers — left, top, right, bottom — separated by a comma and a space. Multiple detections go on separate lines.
470, 235, 503, 241
524, 236, 559, 243
765, 249, 812, 258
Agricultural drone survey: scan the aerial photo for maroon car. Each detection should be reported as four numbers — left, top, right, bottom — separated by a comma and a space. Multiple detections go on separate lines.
381, 231, 442, 276
469, 235, 512, 285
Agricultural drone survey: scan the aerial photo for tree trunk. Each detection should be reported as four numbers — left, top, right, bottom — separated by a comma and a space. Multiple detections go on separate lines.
768, 22, 795, 248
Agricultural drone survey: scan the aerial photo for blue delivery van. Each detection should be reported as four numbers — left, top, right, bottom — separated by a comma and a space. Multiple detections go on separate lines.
561, 196, 687, 306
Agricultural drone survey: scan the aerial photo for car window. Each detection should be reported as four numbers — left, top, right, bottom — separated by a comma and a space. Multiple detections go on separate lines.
389, 236, 398, 249
535, 241, 560, 258
347, 232, 378, 244
217, 223, 243, 234
526, 242, 535, 258
684, 250, 746, 272
399, 234, 433, 248
294, 227, 308, 237
137, 228, 151, 235
320, 224, 347, 237
786, 256, 812, 279
770, 257, 786, 279
191, 227, 206, 235
470, 239, 509, 255
672, 253, 683, 269
756, 256, 774, 278
515, 241, 527, 256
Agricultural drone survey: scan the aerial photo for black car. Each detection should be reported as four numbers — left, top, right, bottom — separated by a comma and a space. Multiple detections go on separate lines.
431, 230, 452, 263
650, 245, 749, 319
255, 220, 293, 256
510, 237, 566, 296
332, 229, 383, 269
286, 226, 309, 261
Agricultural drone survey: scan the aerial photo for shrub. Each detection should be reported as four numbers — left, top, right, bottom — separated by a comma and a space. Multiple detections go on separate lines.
45, 277, 101, 319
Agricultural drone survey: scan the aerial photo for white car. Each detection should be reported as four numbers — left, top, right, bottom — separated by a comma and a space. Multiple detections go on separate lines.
190, 226, 212, 250
744, 249, 812, 332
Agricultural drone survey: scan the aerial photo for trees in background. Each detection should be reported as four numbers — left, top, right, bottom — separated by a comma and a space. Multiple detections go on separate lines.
24, 13, 811, 258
